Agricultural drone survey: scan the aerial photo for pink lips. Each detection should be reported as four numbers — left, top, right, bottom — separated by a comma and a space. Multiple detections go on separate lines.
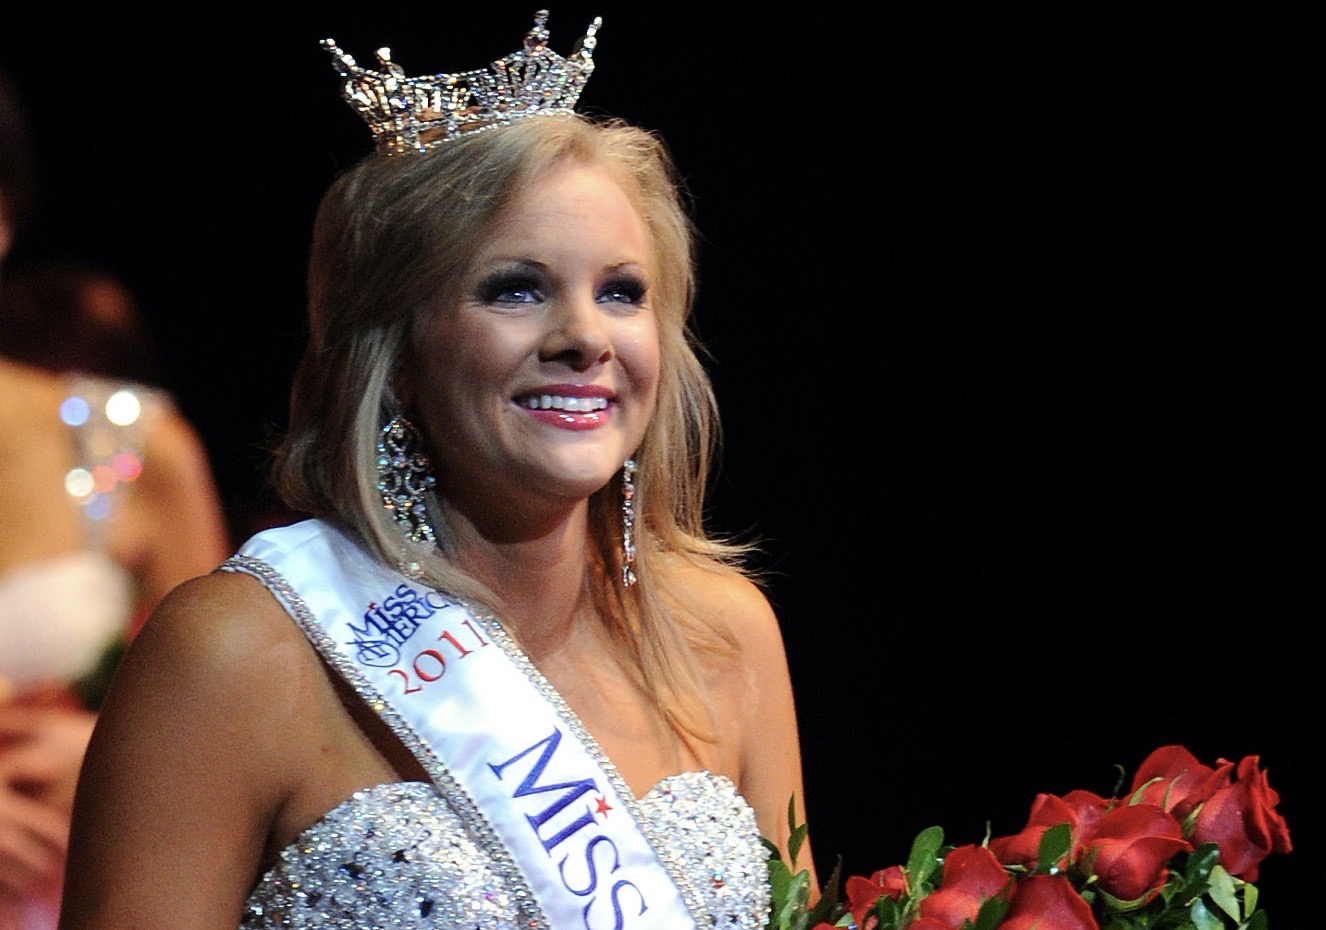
516, 384, 613, 431
527, 409, 607, 430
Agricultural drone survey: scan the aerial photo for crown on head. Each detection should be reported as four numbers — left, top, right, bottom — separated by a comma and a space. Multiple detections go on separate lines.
322, 10, 602, 155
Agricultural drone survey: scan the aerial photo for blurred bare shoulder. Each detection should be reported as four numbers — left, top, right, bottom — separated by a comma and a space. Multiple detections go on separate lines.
116, 391, 232, 603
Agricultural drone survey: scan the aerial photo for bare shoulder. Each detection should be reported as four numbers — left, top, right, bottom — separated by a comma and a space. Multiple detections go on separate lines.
143, 568, 295, 642
66, 563, 331, 920
662, 557, 786, 659
0, 359, 63, 440
113, 569, 319, 720
112, 402, 231, 597
142, 396, 210, 461
88, 567, 332, 819
135, 396, 224, 502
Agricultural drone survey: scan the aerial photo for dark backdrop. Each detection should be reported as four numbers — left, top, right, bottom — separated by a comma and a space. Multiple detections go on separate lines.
2, 3, 1313, 922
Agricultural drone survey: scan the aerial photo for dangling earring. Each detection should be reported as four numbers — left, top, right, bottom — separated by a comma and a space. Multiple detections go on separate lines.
620, 457, 638, 587
376, 414, 437, 544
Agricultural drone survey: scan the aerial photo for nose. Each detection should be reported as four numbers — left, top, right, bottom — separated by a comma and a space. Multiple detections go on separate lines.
538, 291, 611, 371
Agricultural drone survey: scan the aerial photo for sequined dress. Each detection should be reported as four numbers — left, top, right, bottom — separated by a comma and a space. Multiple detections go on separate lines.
231, 526, 772, 930
241, 771, 769, 929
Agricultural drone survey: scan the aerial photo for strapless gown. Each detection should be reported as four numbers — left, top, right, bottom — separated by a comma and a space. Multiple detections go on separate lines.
241, 770, 771, 928
228, 519, 773, 929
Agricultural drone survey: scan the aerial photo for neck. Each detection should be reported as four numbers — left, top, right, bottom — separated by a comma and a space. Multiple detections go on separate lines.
440, 498, 593, 658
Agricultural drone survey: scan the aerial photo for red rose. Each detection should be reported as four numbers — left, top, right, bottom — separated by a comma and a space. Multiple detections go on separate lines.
988, 789, 1109, 870
915, 844, 1012, 930
1077, 803, 1190, 902
999, 874, 1100, 930
1129, 744, 1234, 818
844, 866, 906, 926
1192, 754, 1293, 881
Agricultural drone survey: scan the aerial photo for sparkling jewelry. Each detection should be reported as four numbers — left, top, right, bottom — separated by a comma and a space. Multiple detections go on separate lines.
323, 9, 602, 155
376, 414, 437, 543
620, 457, 638, 587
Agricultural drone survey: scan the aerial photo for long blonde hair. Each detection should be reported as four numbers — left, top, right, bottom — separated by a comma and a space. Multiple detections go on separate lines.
273, 113, 754, 740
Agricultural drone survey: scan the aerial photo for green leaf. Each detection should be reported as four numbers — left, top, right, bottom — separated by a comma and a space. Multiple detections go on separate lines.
1036, 823, 1072, 874
906, 826, 945, 889
787, 795, 808, 866
1188, 895, 1223, 930
767, 863, 812, 930
1206, 864, 1239, 921
969, 893, 1010, 930
872, 895, 901, 927
1185, 844, 1221, 881
805, 856, 844, 927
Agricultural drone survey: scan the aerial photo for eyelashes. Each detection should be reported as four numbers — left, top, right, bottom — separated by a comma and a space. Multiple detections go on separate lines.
475, 271, 541, 305
473, 268, 649, 308
600, 276, 646, 305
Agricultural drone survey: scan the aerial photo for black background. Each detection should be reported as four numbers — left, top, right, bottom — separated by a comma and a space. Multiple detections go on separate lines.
2, 3, 1313, 923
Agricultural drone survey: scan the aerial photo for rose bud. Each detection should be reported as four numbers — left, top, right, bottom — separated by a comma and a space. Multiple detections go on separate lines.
1192, 754, 1292, 881
914, 845, 1011, 930
1130, 744, 1234, 818
1078, 803, 1190, 903
1000, 874, 1100, 930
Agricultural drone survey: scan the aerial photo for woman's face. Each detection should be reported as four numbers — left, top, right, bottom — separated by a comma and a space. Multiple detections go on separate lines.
411, 159, 661, 522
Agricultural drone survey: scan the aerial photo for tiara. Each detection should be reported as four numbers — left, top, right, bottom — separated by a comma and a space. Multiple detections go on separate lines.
322, 10, 602, 155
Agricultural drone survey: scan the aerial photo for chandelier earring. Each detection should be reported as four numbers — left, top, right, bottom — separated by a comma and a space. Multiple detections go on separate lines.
620, 457, 638, 587
376, 413, 437, 544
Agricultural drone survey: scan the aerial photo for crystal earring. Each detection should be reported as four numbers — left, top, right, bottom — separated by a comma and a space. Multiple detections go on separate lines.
620, 457, 638, 587
376, 414, 437, 544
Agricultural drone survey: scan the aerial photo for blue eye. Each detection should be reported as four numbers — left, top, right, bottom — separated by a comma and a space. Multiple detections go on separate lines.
478, 272, 542, 304
599, 277, 646, 305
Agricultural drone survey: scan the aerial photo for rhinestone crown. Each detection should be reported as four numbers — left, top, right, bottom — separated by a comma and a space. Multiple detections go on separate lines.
323, 10, 602, 155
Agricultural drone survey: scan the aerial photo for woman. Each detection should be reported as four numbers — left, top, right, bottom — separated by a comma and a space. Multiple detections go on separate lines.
0, 66, 230, 930
61, 11, 816, 927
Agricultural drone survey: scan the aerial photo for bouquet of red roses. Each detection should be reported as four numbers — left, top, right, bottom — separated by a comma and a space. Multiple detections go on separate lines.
768, 745, 1292, 930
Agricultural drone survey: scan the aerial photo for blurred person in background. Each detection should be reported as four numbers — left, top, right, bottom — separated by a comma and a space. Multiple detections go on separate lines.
0, 256, 166, 386
0, 63, 230, 930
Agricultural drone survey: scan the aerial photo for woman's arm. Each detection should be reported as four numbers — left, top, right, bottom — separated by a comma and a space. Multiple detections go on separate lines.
59, 571, 299, 929
735, 581, 820, 894
695, 568, 821, 896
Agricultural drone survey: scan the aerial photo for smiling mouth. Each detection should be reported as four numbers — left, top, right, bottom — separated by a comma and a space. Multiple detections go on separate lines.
517, 394, 610, 413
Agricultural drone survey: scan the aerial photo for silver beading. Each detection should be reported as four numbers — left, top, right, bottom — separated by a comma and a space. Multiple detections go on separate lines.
621, 457, 638, 587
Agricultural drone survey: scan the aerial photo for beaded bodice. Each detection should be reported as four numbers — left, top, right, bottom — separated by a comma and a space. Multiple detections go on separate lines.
241, 771, 771, 928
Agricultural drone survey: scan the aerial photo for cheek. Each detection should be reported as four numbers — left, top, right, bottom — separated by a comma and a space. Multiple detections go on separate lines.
417, 319, 523, 398
620, 320, 662, 398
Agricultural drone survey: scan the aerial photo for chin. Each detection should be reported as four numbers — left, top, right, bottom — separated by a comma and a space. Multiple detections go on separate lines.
538, 459, 625, 500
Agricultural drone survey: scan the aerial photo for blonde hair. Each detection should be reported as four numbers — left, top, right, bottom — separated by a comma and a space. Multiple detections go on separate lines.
273, 113, 753, 740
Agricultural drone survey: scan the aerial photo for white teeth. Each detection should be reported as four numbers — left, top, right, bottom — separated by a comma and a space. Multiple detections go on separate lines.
521, 394, 609, 412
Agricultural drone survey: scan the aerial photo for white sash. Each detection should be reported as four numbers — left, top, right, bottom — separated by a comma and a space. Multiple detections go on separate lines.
226, 519, 699, 930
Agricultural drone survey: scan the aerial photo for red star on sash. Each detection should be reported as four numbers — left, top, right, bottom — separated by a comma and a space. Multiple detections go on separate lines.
594, 795, 613, 817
